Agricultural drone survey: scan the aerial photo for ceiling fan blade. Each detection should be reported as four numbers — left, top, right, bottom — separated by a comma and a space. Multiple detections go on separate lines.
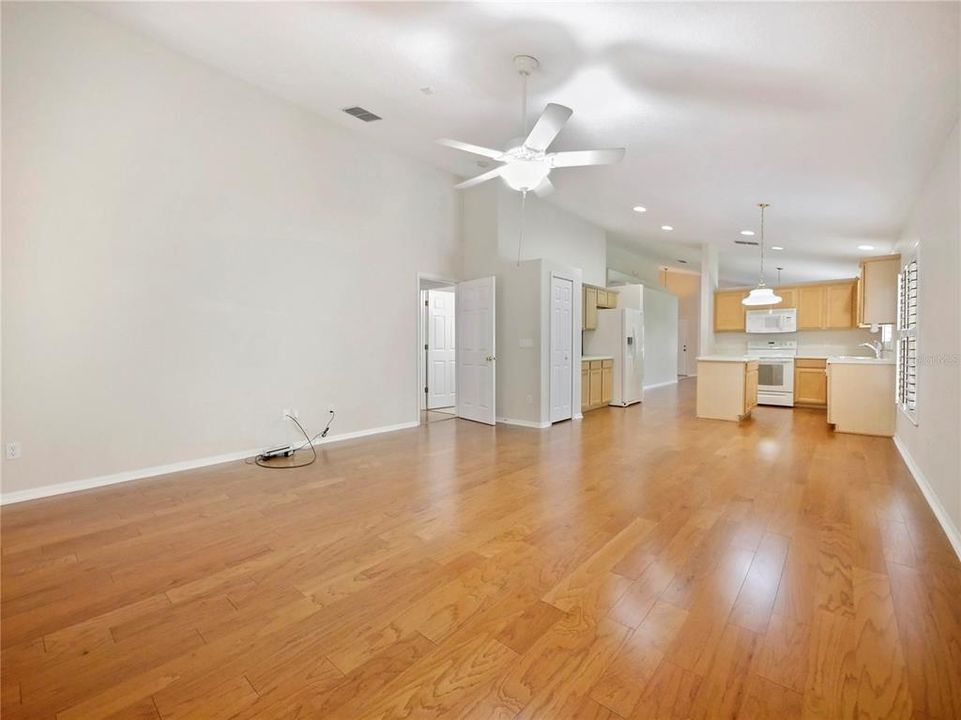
523, 103, 573, 152
533, 177, 554, 198
436, 138, 504, 160
453, 166, 503, 190
550, 148, 626, 168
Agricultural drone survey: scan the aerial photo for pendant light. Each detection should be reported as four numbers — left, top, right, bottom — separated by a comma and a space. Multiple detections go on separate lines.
742, 203, 782, 306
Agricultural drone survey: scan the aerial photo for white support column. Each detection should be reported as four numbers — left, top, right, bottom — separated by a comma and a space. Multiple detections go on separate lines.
699, 243, 719, 357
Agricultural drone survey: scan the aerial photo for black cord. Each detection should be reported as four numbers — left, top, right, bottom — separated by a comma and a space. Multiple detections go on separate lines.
251, 412, 333, 469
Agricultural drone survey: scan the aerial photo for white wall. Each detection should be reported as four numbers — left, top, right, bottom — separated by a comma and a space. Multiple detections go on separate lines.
462, 184, 596, 427
496, 186, 606, 286
641, 287, 679, 389
894, 121, 961, 547
1, 4, 461, 497
606, 242, 665, 286
713, 328, 877, 357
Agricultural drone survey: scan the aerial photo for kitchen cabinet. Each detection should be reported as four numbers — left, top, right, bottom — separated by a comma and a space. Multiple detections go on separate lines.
696, 357, 758, 421
601, 359, 613, 404
774, 287, 798, 309
581, 358, 613, 412
797, 285, 825, 329
858, 254, 900, 326
715, 279, 857, 332
584, 287, 598, 330
824, 281, 856, 328
715, 290, 747, 332
794, 358, 827, 407
797, 280, 857, 330
826, 359, 896, 436
581, 363, 590, 413
583, 285, 617, 332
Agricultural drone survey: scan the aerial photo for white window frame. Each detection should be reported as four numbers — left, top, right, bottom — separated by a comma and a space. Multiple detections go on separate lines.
896, 253, 919, 425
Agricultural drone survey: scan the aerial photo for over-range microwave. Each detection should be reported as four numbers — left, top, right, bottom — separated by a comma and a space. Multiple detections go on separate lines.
745, 307, 797, 334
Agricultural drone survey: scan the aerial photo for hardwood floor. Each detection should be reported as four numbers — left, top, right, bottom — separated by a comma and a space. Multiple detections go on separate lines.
2, 379, 960, 719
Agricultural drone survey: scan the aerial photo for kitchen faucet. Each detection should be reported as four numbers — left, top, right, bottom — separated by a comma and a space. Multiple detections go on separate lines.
859, 341, 883, 359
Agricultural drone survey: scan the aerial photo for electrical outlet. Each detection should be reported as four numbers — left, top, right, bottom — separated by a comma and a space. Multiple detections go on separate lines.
6, 441, 22, 460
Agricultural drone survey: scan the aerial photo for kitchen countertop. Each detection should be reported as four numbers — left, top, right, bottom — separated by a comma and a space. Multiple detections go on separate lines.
826, 356, 895, 365
696, 355, 752, 363
581, 355, 613, 362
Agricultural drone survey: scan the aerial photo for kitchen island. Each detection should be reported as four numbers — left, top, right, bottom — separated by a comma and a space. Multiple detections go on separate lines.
695, 356, 759, 422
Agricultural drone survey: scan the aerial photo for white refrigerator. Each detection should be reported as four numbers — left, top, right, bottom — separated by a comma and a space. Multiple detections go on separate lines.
583, 308, 644, 406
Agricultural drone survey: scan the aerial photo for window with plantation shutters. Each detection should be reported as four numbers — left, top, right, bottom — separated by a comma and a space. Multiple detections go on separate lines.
896, 258, 918, 422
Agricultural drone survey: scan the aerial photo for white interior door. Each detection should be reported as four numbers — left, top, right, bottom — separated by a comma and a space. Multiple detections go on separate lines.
677, 318, 690, 376
426, 290, 456, 409
550, 276, 574, 423
456, 276, 496, 425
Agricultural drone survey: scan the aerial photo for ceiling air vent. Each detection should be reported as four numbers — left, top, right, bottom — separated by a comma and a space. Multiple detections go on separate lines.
342, 106, 382, 123
734, 239, 760, 246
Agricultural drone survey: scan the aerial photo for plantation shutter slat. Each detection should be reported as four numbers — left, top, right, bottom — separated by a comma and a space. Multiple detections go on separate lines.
897, 259, 918, 420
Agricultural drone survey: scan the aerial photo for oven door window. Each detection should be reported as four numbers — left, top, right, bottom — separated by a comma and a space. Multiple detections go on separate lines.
758, 362, 785, 388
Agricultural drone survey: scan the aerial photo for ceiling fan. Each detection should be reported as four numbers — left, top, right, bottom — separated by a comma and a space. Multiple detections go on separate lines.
436, 55, 626, 197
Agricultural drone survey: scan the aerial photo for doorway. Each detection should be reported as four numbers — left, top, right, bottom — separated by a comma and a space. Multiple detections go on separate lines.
419, 279, 456, 419
678, 318, 691, 377
550, 275, 574, 423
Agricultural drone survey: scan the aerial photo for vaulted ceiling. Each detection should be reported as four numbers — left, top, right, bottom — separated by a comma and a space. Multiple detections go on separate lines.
93, 2, 959, 285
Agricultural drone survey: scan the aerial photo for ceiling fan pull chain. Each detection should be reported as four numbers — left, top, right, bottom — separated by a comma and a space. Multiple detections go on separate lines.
517, 189, 527, 266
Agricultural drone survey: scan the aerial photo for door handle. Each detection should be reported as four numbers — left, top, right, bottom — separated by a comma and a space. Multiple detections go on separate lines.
486, 355, 495, 362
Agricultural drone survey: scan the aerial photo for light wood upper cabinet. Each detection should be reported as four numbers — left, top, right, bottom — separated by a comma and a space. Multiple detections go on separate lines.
584, 287, 598, 330
713, 278, 858, 332
858, 255, 900, 326
714, 290, 747, 332
824, 281, 856, 329
774, 287, 797, 309
797, 285, 825, 329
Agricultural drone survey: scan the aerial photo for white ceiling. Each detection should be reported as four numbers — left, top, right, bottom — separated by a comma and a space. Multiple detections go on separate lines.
91, 2, 959, 285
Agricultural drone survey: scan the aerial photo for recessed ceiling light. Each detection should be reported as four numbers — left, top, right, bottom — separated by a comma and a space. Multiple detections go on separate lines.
771, 246, 784, 250
632, 206, 647, 213
858, 244, 875, 251
661, 225, 673, 231
740, 230, 755, 236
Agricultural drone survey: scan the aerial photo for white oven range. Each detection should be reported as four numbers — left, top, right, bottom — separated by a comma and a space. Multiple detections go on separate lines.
746, 340, 797, 407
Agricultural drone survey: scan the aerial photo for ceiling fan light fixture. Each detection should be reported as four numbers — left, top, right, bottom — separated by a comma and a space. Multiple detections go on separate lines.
499, 158, 551, 192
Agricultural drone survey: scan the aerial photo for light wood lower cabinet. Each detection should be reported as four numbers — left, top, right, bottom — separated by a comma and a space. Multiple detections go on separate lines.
601, 360, 613, 405
582, 359, 613, 412
826, 361, 896, 436
696, 359, 758, 421
794, 358, 827, 407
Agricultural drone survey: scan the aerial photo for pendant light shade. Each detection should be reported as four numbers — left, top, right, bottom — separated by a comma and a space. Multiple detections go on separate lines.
743, 286, 782, 306
742, 202, 782, 307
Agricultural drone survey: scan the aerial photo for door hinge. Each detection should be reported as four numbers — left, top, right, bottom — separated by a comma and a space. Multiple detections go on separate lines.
424, 299, 429, 306
424, 343, 428, 350
424, 386, 429, 394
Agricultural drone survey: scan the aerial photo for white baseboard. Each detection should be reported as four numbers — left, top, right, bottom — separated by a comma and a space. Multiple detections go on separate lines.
496, 417, 551, 429
644, 379, 679, 390
894, 435, 961, 561
0, 420, 420, 506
